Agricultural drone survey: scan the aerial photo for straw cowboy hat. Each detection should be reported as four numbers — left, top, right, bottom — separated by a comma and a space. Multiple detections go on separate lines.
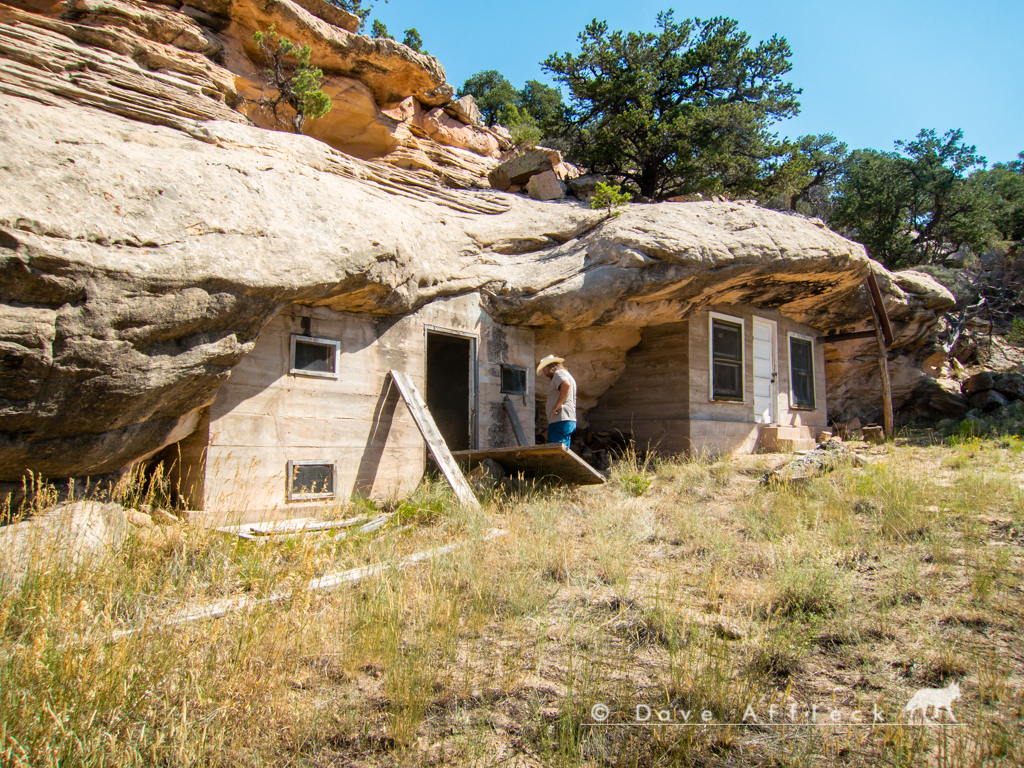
536, 355, 564, 376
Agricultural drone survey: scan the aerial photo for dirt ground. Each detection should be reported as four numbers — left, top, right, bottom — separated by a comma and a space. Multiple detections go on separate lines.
2, 434, 1022, 767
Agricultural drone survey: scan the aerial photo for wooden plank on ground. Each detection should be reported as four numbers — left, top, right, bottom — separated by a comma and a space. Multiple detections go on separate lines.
451, 443, 606, 486
503, 395, 527, 447
389, 370, 481, 509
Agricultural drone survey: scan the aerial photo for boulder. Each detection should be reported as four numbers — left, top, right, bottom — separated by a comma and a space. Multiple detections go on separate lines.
418, 107, 500, 157
970, 389, 1009, 412
488, 148, 561, 191
568, 174, 608, 201
992, 372, 1024, 401
525, 170, 566, 201
0, 501, 128, 589
445, 94, 483, 127
961, 372, 996, 395
896, 376, 969, 424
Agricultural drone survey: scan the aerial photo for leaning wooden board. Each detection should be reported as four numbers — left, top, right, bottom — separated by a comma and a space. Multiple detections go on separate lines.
389, 370, 481, 509
451, 443, 607, 486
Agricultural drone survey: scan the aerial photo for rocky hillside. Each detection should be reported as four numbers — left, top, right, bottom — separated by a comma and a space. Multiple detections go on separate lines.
0, 0, 955, 491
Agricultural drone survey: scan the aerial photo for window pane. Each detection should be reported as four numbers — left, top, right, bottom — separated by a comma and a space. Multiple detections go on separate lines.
290, 463, 334, 497
294, 340, 335, 374
790, 338, 814, 408
713, 361, 742, 399
500, 365, 526, 395
712, 320, 742, 362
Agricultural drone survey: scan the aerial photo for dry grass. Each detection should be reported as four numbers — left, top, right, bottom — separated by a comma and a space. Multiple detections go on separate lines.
2, 435, 1024, 767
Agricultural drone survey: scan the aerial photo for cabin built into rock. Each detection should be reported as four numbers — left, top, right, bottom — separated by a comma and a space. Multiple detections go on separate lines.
181, 294, 831, 522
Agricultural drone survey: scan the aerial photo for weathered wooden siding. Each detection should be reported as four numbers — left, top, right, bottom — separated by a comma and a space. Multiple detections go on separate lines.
200, 294, 534, 522
585, 322, 691, 453
587, 306, 829, 456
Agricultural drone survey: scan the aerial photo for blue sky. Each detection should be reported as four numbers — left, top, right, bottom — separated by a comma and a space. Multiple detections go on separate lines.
368, 0, 1023, 164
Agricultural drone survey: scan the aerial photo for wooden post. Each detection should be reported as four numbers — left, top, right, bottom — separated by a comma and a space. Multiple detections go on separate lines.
503, 395, 527, 447
389, 370, 481, 510
864, 280, 894, 437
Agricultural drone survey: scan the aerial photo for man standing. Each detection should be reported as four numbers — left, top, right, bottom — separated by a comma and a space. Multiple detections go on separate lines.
537, 354, 577, 449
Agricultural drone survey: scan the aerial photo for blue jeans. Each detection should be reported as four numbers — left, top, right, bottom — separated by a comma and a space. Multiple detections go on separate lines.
547, 420, 576, 448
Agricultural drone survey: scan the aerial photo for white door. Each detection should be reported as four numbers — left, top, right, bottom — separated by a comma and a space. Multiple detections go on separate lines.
752, 318, 776, 424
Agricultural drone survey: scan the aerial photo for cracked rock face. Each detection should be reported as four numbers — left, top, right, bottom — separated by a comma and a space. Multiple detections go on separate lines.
0, 0, 954, 485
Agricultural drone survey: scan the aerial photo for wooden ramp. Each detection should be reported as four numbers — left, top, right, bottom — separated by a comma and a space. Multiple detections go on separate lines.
451, 443, 607, 486
389, 370, 481, 509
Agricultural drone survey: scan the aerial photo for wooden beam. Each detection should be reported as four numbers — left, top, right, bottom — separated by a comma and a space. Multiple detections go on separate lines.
864, 281, 894, 437
451, 443, 607, 486
866, 271, 894, 347
389, 370, 481, 509
503, 395, 528, 447
818, 330, 878, 343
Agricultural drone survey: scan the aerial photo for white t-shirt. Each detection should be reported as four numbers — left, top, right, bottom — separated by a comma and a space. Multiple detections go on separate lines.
546, 369, 577, 424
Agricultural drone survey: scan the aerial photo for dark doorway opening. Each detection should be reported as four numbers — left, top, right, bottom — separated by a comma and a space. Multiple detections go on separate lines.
426, 332, 473, 451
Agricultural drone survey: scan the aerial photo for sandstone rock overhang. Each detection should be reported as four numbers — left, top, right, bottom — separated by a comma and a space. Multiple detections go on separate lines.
0, 0, 956, 488
0, 90, 893, 485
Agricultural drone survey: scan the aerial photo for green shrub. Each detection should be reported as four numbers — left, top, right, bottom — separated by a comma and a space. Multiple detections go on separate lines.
590, 181, 631, 216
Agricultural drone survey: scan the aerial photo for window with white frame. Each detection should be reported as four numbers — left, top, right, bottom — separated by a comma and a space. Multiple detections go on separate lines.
290, 335, 340, 378
286, 460, 337, 501
788, 333, 815, 409
710, 314, 745, 401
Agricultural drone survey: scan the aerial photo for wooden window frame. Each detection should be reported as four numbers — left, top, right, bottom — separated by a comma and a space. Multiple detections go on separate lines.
708, 312, 746, 403
787, 331, 817, 410
286, 460, 338, 501
289, 335, 340, 379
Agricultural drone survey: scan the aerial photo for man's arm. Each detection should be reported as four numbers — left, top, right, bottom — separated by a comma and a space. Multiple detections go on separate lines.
551, 380, 571, 418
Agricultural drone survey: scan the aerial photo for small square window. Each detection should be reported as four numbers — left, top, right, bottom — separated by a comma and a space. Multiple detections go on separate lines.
500, 364, 527, 395
290, 335, 339, 378
286, 460, 336, 501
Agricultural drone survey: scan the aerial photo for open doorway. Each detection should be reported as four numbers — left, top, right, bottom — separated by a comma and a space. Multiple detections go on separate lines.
425, 331, 474, 451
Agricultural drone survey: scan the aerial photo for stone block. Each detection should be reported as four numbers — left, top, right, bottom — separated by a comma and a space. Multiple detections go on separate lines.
993, 372, 1024, 401
487, 148, 560, 191
567, 174, 608, 201
961, 371, 996, 395
970, 389, 1009, 412
526, 170, 566, 201
862, 425, 885, 444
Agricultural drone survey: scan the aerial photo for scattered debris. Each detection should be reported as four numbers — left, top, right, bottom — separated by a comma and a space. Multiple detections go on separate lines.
761, 440, 869, 484
98, 529, 509, 643
215, 513, 391, 540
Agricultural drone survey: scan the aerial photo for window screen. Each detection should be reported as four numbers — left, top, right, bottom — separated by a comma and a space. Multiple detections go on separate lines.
287, 461, 335, 500
712, 318, 744, 400
500, 365, 527, 395
290, 336, 338, 377
790, 337, 815, 408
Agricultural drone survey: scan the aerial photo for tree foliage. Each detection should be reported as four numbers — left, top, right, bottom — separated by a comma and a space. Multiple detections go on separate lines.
974, 153, 1024, 253
457, 73, 564, 148
590, 181, 632, 216
370, 19, 392, 39
767, 134, 848, 214
402, 27, 425, 53
252, 27, 332, 135
542, 11, 799, 200
831, 129, 995, 268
